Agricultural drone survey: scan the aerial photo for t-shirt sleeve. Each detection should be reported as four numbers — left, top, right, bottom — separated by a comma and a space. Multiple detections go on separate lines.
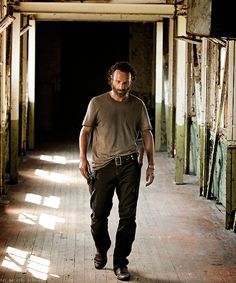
140, 101, 153, 131
82, 98, 97, 127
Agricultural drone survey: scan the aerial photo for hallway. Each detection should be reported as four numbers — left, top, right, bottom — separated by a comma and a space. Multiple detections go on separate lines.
0, 139, 236, 283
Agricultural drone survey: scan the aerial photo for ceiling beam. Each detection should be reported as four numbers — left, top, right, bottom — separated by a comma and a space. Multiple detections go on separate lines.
31, 13, 163, 22
12, 2, 175, 21
82, 0, 167, 3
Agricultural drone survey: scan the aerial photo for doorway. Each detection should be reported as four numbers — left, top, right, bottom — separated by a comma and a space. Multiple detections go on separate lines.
35, 21, 129, 142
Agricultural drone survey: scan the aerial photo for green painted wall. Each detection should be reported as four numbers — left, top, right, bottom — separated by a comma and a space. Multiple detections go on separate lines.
10, 120, 18, 183
175, 124, 185, 184
155, 101, 167, 152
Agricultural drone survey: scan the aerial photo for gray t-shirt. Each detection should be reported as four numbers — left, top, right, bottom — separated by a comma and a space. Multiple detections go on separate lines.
82, 92, 152, 170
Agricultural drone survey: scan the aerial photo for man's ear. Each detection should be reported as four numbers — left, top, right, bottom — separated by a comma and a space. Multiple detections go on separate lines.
108, 75, 112, 85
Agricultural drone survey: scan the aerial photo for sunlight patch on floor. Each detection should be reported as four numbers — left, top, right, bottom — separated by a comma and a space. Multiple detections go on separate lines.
25, 193, 60, 208
2, 247, 58, 281
34, 169, 67, 183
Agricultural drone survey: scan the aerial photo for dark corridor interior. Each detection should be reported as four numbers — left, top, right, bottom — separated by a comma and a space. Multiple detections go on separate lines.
35, 21, 129, 145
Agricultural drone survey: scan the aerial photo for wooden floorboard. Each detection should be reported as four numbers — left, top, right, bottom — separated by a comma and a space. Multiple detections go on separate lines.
0, 138, 236, 282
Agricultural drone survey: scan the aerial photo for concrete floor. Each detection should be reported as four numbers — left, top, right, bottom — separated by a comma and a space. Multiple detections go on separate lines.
0, 139, 236, 282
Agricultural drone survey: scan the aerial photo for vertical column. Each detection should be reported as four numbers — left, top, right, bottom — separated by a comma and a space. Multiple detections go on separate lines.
227, 41, 236, 141
199, 38, 208, 196
155, 21, 164, 151
226, 41, 236, 229
167, 18, 176, 157
0, 0, 8, 198
234, 43, 236, 142
226, 146, 236, 230
206, 43, 228, 199
10, 12, 21, 183
20, 16, 29, 156
28, 18, 36, 150
175, 16, 187, 184
185, 43, 193, 174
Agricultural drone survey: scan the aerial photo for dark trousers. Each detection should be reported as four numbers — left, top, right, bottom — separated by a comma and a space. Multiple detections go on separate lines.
90, 159, 141, 269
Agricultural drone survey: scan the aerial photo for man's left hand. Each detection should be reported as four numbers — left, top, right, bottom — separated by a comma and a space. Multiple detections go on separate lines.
145, 167, 155, 186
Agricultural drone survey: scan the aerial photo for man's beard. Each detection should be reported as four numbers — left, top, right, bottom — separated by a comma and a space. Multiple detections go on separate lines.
112, 86, 130, 97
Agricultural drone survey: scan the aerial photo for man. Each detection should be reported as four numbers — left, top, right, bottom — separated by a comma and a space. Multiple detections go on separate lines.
79, 61, 155, 281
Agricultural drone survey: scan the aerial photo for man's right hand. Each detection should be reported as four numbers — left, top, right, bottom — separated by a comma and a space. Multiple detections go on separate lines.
79, 125, 93, 180
79, 159, 91, 179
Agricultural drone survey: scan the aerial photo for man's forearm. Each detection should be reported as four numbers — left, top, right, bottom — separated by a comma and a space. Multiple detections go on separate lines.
79, 138, 88, 161
79, 127, 90, 161
142, 130, 155, 166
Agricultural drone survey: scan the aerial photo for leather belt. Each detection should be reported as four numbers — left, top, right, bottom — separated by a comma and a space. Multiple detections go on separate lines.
111, 153, 138, 166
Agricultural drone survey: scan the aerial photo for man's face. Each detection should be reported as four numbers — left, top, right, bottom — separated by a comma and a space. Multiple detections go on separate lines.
111, 70, 132, 97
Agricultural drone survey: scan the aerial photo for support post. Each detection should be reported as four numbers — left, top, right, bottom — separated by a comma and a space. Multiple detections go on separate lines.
0, 0, 9, 202
175, 16, 187, 184
185, 43, 192, 174
28, 18, 36, 150
10, 13, 21, 183
20, 16, 29, 156
167, 18, 176, 157
199, 38, 208, 196
155, 21, 164, 151
226, 41, 236, 229
227, 41, 236, 141
226, 146, 236, 230
206, 42, 229, 199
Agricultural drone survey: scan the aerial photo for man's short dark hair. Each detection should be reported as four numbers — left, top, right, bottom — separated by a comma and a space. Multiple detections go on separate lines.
107, 61, 136, 85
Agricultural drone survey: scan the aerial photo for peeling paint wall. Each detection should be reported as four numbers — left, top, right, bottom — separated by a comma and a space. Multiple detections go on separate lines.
211, 140, 227, 206
188, 39, 228, 207
189, 103, 227, 207
189, 120, 200, 176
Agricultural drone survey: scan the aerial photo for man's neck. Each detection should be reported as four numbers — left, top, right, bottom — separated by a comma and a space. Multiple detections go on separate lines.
109, 90, 129, 102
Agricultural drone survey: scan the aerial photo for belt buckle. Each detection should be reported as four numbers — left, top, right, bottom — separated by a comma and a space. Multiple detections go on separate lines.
115, 156, 122, 166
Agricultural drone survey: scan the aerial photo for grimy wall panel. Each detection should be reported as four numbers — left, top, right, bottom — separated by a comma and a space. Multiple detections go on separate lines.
187, 0, 236, 38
